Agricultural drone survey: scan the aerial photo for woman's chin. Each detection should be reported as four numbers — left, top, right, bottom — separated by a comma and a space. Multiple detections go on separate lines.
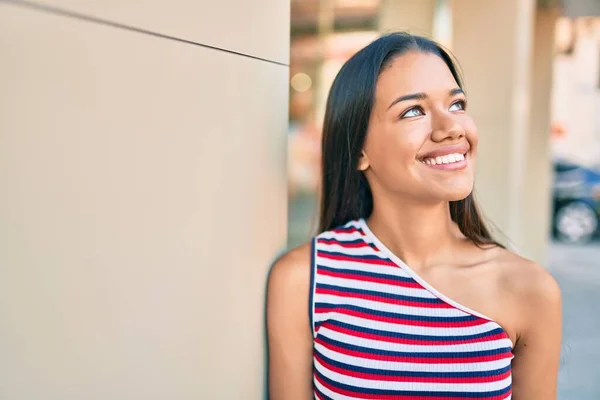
440, 186, 474, 202
447, 193, 471, 202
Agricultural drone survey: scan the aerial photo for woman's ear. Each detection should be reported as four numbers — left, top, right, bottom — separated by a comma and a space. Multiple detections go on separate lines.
357, 150, 370, 171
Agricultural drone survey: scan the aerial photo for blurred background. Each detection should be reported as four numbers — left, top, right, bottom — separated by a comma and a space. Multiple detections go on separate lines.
288, 1, 600, 398
0, 0, 599, 399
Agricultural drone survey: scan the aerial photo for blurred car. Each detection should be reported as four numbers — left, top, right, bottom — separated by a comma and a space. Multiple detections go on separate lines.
552, 160, 600, 243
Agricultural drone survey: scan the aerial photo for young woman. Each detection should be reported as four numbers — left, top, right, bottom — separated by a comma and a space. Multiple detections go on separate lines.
267, 33, 562, 400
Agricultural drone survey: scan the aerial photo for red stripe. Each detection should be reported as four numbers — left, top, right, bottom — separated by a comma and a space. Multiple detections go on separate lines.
318, 238, 375, 249
315, 337, 513, 364
315, 373, 512, 400
319, 252, 397, 267
316, 287, 451, 309
318, 306, 487, 328
317, 268, 423, 289
332, 227, 363, 234
315, 353, 511, 384
324, 322, 508, 346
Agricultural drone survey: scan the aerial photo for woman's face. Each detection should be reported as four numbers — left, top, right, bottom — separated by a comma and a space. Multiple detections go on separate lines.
359, 51, 478, 204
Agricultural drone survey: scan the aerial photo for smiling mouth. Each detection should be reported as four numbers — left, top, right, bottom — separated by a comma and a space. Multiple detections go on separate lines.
419, 152, 467, 166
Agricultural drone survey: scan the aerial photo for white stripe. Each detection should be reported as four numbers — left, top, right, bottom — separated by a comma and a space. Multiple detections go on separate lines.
318, 325, 513, 353
314, 313, 503, 336
315, 256, 408, 276
316, 242, 380, 256
343, 220, 363, 229
315, 357, 512, 392
314, 293, 467, 317
316, 273, 437, 299
311, 238, 318, 338
317, 230, 365, 241
314, 341, 513, 372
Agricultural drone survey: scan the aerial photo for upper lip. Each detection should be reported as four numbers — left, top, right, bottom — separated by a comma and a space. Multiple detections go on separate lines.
419, 144, 470, 160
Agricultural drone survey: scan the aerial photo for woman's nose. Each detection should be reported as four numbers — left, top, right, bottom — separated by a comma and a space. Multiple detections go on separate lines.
431, 114, 465, 142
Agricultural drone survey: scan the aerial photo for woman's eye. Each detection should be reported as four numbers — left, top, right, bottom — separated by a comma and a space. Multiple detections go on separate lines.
401, 107, 424, 118
449, 100, 466, 112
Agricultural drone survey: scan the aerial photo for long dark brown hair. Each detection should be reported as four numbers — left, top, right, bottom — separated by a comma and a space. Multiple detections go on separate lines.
318, 32, 501, 248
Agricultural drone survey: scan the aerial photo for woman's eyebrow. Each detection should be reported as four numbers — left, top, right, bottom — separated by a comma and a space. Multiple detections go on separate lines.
387, 88, 464, 111
387, 92, 427, 110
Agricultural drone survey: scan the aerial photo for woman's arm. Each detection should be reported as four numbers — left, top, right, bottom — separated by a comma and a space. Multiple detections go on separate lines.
267, 244, 313, 399
511, 261, 562, 399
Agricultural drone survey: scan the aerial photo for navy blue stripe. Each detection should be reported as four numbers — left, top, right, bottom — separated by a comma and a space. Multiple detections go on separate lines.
318, 335, 513, 359
318, 238, 365, 246
325, 319, 507, 343
315, 349, 511, 378
319, 250, 391, 262
315, 368, 512, 397
315, 320, 324, 331
318, 265, 416, 284
313, 385, 335, 400
332, 226, 363, 233
309, 237, 316, 336
316, 283, 446, 304
314, 303, 478, 323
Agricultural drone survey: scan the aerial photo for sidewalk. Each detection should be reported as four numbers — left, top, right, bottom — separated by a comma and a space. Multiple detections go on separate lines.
547, 241, 600, 399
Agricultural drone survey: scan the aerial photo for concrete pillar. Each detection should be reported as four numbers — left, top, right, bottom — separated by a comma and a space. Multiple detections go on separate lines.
378, 0, 436, 36
451, 0, 537, 255
523, 8, 560, 264
0, 1, 288, 399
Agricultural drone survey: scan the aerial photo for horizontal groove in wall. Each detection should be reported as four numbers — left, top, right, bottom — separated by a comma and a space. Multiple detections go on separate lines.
1, 0, 289, 67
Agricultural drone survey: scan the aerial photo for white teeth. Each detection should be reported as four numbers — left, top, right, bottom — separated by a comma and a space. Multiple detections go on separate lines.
421, 153, 466, 165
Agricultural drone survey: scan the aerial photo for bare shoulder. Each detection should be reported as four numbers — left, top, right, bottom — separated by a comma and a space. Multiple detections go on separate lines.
493, 248, 561, 313
267, 241, 314, 326
267, 242, 315, 398
268, 241, 313, 294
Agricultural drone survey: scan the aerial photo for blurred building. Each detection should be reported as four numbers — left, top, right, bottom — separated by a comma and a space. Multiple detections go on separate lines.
551, 16, 600, 167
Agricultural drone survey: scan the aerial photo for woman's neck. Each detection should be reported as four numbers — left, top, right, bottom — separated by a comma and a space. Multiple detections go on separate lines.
366, 198, 464, 270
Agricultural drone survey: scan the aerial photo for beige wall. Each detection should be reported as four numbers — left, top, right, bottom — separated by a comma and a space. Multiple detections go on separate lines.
378, 0, 436, 36
0, 1, 288, 399
523, 8, 559, 265
452, 0, 538, 256
452, 0, 558, 263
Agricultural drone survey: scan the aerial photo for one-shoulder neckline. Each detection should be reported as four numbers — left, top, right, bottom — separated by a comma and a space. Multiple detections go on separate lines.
357, 217, 515, 349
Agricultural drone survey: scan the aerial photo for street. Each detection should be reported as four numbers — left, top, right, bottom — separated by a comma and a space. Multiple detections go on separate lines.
547, 241, 600, 399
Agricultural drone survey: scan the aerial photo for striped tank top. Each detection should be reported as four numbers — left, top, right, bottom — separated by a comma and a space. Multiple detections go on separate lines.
310, 219, 514, 399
